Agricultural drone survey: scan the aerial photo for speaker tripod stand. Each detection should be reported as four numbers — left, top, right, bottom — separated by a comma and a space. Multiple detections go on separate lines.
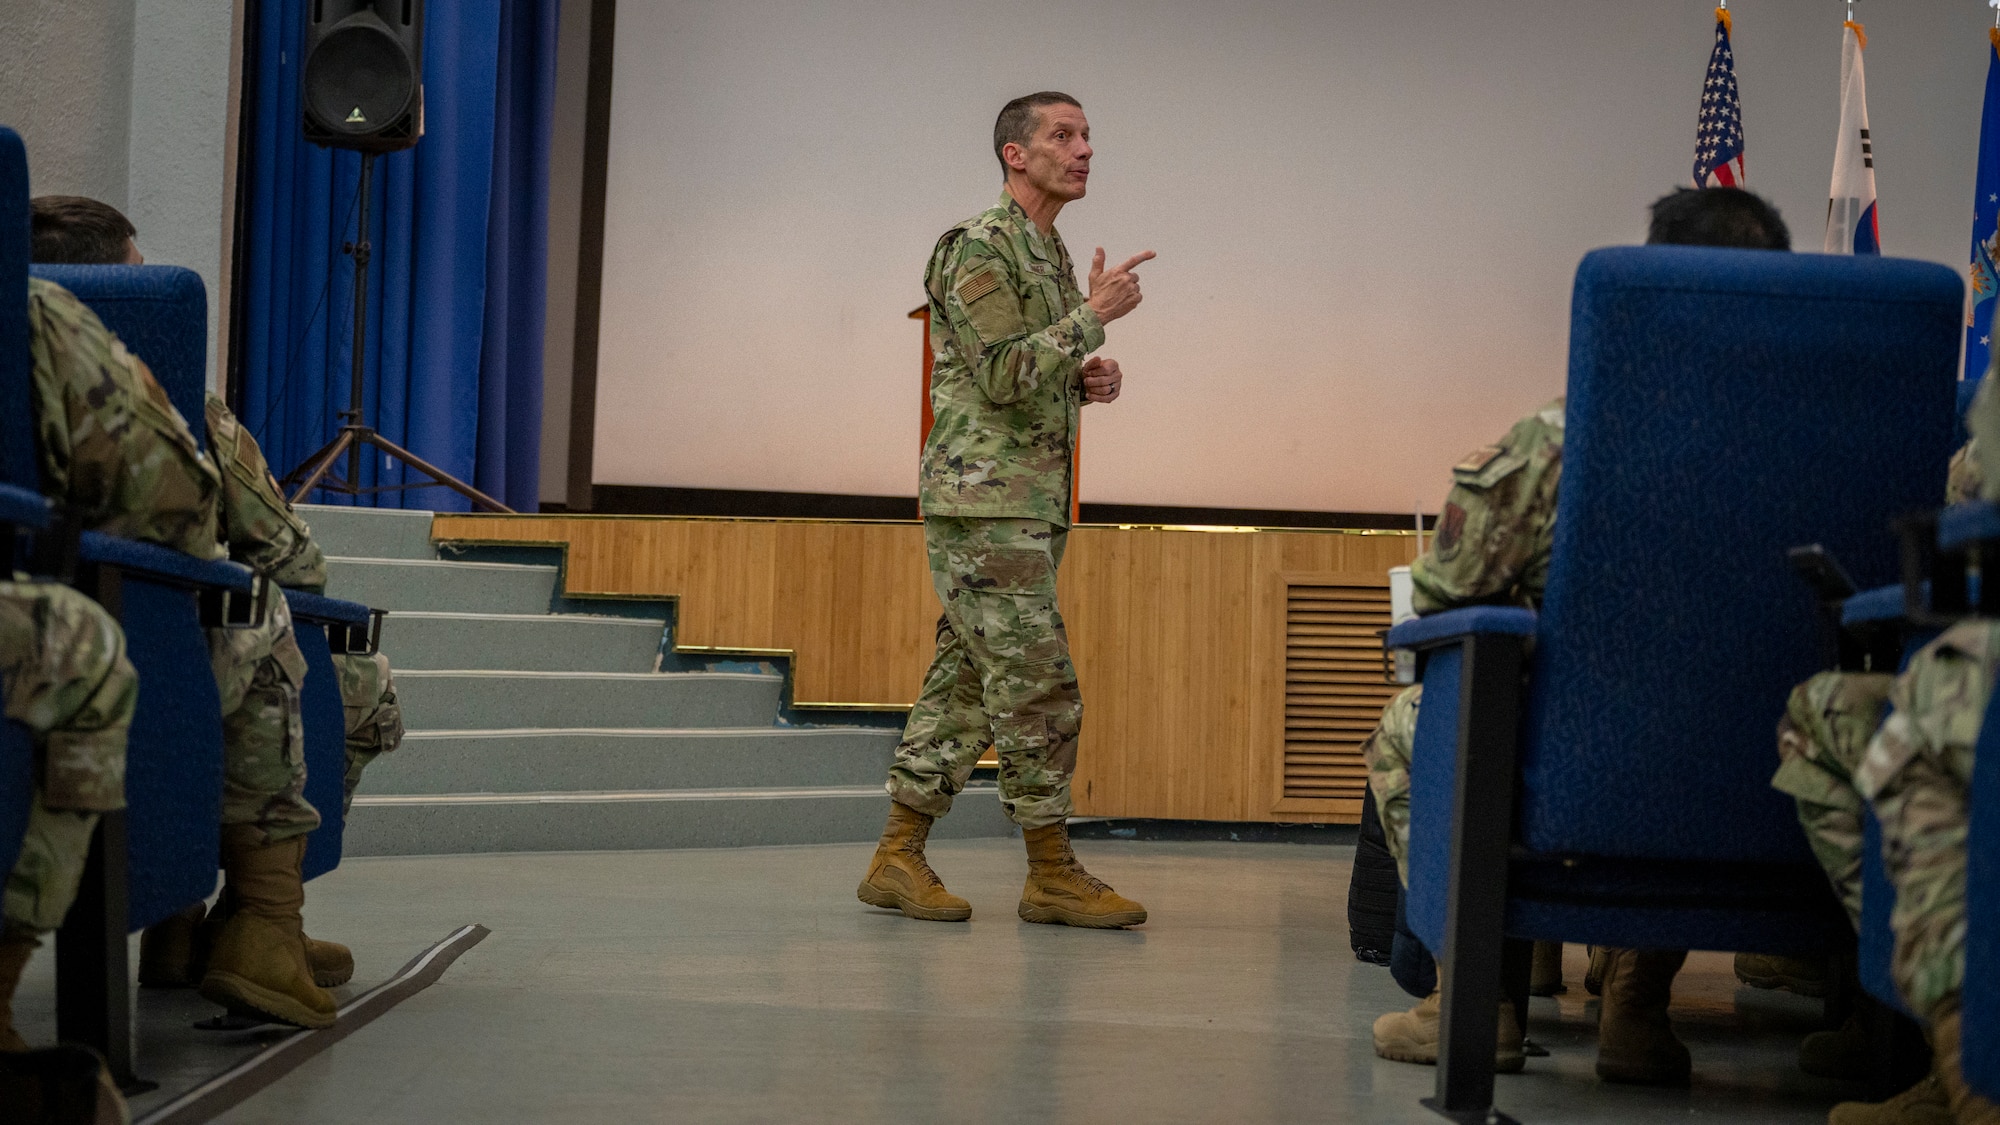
281, 152, 514, 513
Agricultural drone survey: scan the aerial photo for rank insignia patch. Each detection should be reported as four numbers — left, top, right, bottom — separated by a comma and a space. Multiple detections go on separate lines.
1454, 445, 1506, 474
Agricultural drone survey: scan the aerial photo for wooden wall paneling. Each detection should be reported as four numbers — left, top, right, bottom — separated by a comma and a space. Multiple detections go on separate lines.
430, 514, 1420, 823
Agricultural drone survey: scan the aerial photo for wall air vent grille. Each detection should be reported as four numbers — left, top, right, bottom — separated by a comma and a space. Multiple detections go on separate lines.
1282, 581, 1400, 801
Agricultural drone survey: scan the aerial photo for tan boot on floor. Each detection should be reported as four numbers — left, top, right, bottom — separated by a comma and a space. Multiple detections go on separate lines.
1595, 947, 1691, 1085
1018, 822, 1146, 928
1800, 1011, 1871, 1080
1932, 1002, 2000, 1125
197, 827, 337, 1029
1372, 987, 1527, 1073
1734, 951, 1829, 998
193, 891, 354, 988
1829, 1072, 1955, 1125
137, 902, 206, 989
1585, 945, 1608, 996
1530, 940, 1566, 996
0, 926, 39, 1051
856, 802, 971, 922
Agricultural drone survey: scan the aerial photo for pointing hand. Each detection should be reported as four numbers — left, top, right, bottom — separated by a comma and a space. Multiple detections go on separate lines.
1086, 248, 1156, 324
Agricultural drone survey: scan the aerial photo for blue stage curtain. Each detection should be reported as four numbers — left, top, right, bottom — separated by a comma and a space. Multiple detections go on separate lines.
236, 0, 558, 512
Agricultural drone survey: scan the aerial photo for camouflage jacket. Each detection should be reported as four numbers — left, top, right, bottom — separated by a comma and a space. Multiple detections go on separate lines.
28, 278, 221, 558
1410, 398, 1565, 615
206, 395, 328, 591
919, 191, 1105, 527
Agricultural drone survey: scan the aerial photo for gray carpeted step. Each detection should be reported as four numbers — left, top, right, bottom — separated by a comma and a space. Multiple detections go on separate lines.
297, 504, 438, 561
342, 786, 1015, 855
360, 727, 899, 794
380, 612, 665, 672
324, 557, 558, 614
396, 669, 782, 730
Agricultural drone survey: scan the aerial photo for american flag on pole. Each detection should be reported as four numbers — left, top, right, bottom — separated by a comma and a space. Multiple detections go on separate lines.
1693, 8, 1747, 188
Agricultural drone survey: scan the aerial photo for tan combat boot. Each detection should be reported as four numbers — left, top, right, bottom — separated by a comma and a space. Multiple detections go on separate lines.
1585, 945, 1608, 996
1734, 951, 1829, 997
137, 902, 206, 989
1530, 940, 1566, 996
856, 802, 971, 922
1828, 1072, 1954, 1125
1595, 947, 1691, 1085
1372, 986, 1527, 1073
1932, 1001, 2000, 1125
1018, 822, 1146, 928
190, 890, 354, 988
1800, 1011, 1871, 1080
197, 827, 337, 1029
0, 926, 38, 1051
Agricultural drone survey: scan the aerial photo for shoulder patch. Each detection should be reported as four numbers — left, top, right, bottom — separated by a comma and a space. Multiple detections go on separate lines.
1454, 445, 1506, 474
957, 268, 1002, 305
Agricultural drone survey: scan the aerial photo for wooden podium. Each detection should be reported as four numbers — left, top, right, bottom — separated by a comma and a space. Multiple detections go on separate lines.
911, 306, 1080, 524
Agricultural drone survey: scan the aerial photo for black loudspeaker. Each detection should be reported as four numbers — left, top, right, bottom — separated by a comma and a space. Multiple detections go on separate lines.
302, 0, 425, 153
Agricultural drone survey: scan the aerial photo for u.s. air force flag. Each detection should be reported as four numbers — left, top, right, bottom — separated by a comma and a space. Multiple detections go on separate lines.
1824, 20, 1880, 256
1967, 29, 2000, 380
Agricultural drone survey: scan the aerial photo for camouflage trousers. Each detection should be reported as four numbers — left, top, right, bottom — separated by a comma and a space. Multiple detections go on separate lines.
1361, 684, 1422, 886
334, 650, 402, 813
0, 582, 136, 933
887, 517, 1080, 830
1771, 670, 1893, 930
1854, 619, 1994, 1021
207, 591, 319, 845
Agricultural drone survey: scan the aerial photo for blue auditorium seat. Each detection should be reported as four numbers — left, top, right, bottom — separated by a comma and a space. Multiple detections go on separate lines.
285, 589, 375, 881
29, 264, 209, 449
1386, 245, 1962, 1119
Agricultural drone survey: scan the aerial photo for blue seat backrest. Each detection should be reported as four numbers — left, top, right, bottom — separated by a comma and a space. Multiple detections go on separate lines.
0, 129, 36, 488
1523, 246, 1961, 862
28, 264, 208, 451
292, 617, 346, 881
1965, 662, 2000, 1098
118, 575, 224, 928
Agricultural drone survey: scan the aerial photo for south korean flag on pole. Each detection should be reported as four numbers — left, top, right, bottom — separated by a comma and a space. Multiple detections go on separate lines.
1824, 18, 1881, 255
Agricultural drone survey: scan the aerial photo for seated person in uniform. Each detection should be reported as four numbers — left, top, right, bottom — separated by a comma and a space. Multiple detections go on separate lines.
1363, 185, 1793, 1086
32, 193, 407, 1002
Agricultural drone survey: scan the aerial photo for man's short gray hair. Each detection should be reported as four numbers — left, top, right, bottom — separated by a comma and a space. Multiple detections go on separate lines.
993, 92, 1081, 176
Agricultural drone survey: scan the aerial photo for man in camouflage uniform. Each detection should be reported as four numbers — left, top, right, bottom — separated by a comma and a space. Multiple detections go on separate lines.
21, 262, 336, 1032
35, 195, 407, 1011
1364, 186, 1794, 1086
0, 583, 135, 1116
859, 92, 1153, 928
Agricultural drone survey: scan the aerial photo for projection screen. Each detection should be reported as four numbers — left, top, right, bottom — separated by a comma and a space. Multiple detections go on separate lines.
593, 0, 1980, 515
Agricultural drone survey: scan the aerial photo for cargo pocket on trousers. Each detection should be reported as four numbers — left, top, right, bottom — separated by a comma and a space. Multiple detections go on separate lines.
992, 712, 1050, 762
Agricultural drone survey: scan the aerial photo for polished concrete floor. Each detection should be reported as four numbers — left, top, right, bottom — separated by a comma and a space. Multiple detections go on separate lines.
43, 839, 1878, 1123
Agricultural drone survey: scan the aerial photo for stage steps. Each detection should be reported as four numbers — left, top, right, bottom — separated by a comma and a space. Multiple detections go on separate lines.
298, 504, 1011, 855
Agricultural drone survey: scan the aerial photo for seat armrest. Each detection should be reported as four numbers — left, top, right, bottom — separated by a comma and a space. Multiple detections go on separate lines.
0, 484, 50, 531
1939, 501, 2000, 554
282, 589, 372, 627
1386, 606, 1537, 651
1841, 584, 1911, 628
77, 532, 254, 593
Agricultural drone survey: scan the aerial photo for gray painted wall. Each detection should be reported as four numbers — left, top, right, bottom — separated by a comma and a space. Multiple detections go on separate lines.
0, 0, 235, 391
0, 0, 138, 211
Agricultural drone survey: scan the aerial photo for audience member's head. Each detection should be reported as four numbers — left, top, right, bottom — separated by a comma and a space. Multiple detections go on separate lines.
1646, 186, 1790, 251
30, 195, 142, 265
